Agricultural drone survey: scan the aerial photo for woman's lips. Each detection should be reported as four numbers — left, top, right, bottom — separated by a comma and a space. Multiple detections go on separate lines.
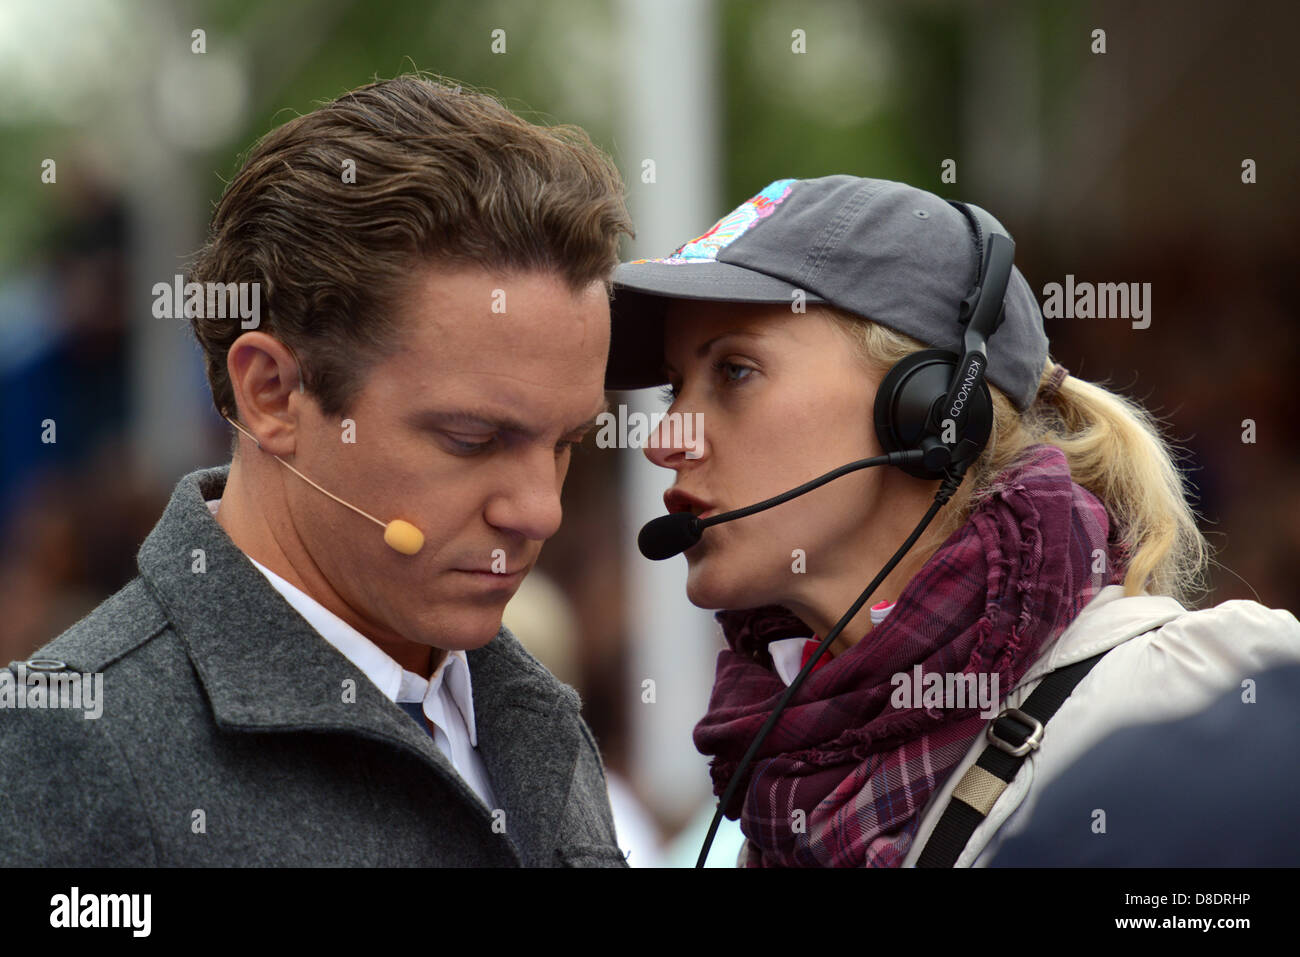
664, 488, 716, 517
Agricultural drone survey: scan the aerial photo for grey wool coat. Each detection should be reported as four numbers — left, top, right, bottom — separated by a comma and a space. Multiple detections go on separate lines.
0, 465, 628, 867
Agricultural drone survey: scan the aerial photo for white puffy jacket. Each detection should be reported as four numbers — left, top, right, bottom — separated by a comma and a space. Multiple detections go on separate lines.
900, 584, 1300, 867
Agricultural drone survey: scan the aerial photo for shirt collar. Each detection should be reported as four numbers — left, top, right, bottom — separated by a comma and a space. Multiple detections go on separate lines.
767, 601, 896, 686
204, 498, 479, 745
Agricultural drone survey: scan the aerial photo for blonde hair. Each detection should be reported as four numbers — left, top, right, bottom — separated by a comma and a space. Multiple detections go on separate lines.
827, 309, 1211, 607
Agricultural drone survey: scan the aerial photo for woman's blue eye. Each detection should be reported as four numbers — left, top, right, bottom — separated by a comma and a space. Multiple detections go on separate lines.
659, 362, 752, 405
715, 360, 753, 383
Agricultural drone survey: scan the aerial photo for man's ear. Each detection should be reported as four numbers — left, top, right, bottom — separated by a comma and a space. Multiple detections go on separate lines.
226, 332, 308, 457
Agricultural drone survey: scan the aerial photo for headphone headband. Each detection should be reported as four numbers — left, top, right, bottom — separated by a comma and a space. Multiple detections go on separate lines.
874, 198, 1016, 480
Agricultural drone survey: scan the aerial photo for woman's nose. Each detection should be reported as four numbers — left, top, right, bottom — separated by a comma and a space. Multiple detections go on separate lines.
643, 408, 706, 469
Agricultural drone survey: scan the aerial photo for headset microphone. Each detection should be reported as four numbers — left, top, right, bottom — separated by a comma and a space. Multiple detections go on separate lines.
222, 415, 425, 556
638, 450, 928, 561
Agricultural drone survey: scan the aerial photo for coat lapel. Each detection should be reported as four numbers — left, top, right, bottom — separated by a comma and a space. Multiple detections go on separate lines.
467, 633, 585, 866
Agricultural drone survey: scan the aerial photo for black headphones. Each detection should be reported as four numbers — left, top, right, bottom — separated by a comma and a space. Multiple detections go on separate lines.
872, 201, 1014, 481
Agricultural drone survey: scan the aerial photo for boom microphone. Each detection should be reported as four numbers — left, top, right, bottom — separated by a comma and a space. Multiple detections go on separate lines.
637, 449, 927, 561
638, 511, 703, 561
223, 415, 425, 556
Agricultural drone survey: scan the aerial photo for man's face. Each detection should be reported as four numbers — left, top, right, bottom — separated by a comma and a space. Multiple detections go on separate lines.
286, 265, 610, 651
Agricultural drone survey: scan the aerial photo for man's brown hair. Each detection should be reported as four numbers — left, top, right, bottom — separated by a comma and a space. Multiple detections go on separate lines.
187, 73, 633, 420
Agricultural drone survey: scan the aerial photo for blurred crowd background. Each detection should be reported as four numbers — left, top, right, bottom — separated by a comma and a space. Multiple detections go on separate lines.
1, 0, 1296, 866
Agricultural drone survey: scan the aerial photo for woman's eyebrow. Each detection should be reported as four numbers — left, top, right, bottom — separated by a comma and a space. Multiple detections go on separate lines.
662, 329, 767, 375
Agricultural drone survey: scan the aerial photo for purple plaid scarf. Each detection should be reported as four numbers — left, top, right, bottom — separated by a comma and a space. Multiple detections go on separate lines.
692, 444, 1127, 867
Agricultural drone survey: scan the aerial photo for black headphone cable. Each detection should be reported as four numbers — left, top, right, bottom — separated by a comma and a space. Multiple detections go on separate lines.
695, 461, 970, 868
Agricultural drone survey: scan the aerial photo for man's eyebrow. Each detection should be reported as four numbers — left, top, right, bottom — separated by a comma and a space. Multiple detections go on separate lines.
414, 409, 532, 433
569, 396, 611, 436
412, 396, 610, 438
661, 329, 766, 376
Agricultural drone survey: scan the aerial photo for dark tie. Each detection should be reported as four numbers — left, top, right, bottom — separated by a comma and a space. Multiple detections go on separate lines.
397, 701, 435, 741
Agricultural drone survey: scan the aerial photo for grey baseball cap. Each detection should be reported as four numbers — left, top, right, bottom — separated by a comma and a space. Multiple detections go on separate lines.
606, 175, 1049, 411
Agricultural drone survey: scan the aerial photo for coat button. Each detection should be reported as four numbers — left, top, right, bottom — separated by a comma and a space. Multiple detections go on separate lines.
24, 659, 68, 672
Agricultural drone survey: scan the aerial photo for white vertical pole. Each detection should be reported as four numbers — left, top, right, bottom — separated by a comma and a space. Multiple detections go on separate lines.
615, 0, 722, 828
125, 4, 213, 484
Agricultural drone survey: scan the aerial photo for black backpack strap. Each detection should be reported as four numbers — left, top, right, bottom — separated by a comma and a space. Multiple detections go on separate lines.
914, 649, 1112, 867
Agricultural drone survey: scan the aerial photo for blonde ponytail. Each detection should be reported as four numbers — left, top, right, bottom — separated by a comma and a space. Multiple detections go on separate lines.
829, 310, 1211, 607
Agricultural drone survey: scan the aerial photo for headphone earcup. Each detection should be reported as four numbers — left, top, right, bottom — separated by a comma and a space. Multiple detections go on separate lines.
873, 349, 993, 480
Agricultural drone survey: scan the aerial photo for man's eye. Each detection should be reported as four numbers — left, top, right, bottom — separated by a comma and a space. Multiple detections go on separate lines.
444, 434, 494, 454
658, 384, 677, 406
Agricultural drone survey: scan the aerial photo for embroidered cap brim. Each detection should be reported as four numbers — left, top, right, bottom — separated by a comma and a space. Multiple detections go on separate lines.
607, 261, 826, 391
608, 178, 815, 390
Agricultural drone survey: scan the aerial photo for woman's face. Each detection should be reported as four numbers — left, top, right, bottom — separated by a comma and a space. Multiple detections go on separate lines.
646, 301, 924, 616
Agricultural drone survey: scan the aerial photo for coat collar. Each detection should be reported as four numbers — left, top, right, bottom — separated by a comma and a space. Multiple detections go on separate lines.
136, 464, 585, 866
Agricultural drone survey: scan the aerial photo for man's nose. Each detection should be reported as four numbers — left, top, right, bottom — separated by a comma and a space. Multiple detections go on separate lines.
485, 448, 565, 541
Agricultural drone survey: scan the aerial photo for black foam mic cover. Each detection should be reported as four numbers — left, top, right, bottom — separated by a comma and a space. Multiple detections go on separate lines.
637, 511, 704, 560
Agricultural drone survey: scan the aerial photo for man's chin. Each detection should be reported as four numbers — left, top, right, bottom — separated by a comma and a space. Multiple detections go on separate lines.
393, 600, 505, 651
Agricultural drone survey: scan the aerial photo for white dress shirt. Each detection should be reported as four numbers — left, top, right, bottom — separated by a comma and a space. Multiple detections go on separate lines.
205, 498, 497, 811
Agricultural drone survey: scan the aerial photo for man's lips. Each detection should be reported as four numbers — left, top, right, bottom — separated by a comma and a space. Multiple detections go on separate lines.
452, 564, 530, 585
